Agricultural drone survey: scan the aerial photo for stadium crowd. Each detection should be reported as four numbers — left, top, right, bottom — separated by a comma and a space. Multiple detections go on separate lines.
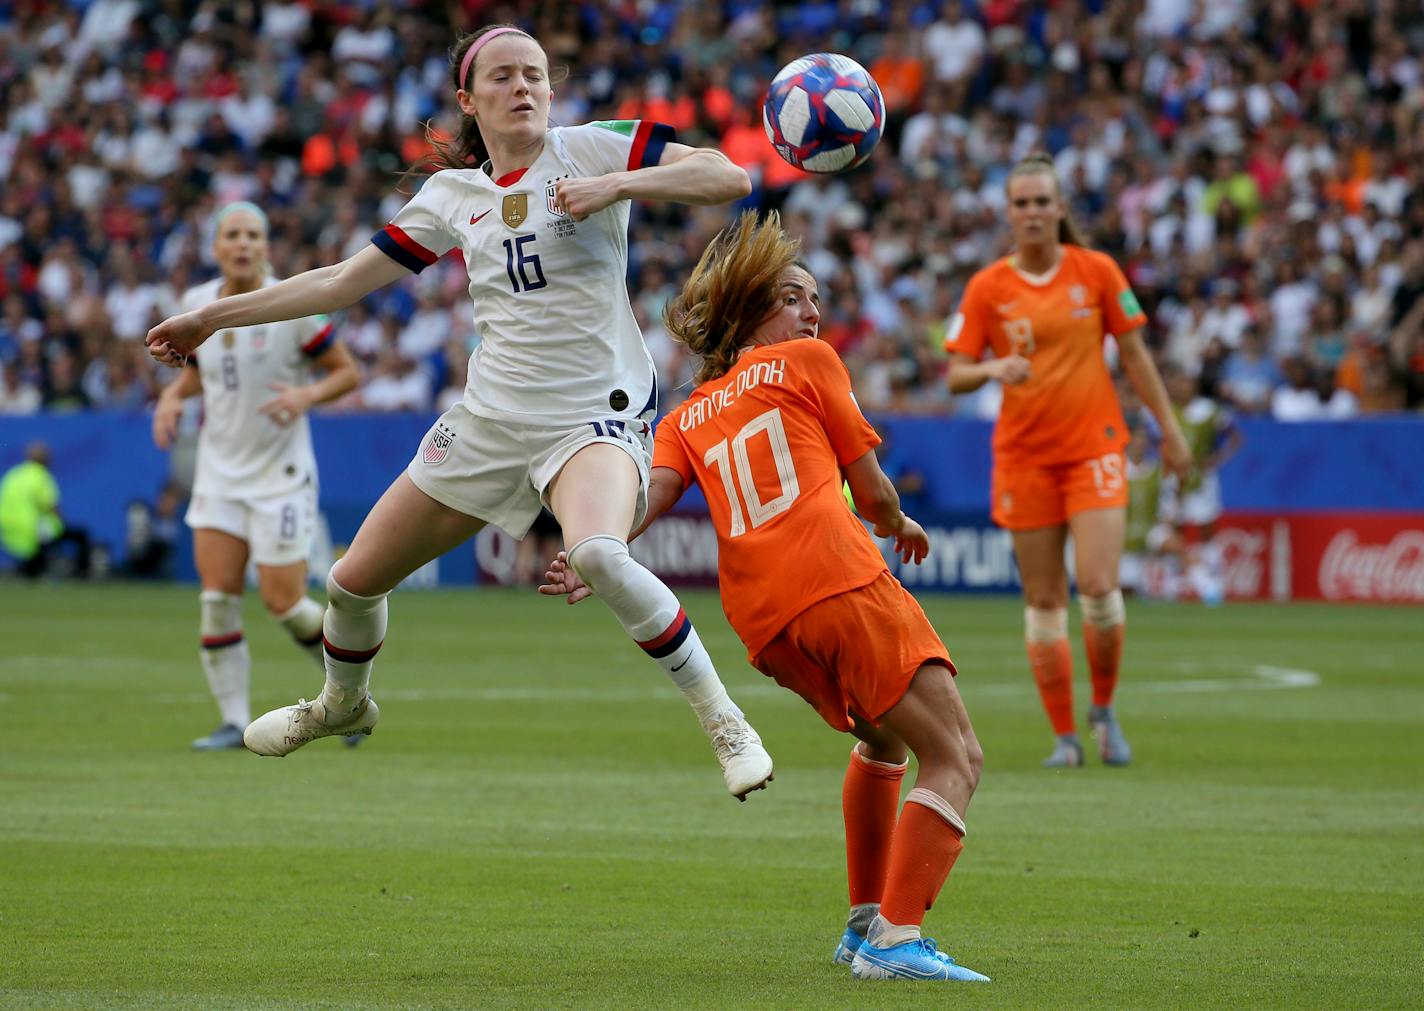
2, 0, 1423, 421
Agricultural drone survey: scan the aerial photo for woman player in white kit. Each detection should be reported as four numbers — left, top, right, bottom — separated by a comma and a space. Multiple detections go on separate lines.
146, 25, 774, 798
151, 202, 360, 750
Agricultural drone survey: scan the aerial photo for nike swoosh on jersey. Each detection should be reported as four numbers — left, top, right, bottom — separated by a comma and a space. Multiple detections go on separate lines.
469, 209, 491, 225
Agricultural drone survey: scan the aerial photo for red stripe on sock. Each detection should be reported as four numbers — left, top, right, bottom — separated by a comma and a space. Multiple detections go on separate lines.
201, 632, 244, 649
323, 637, 383, 664
635, 608, 687, 652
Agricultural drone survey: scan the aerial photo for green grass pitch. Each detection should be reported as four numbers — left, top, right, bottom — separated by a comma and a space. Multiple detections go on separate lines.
1, 582, 1420, 1009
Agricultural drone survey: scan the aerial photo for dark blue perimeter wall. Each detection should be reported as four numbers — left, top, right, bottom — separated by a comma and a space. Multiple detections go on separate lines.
2, 412, 1420, 584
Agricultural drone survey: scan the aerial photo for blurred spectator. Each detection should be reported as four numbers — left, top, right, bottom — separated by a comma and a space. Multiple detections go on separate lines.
359, 347, 432, 412
0, 440, 92, 578
0, 0, 1420, 424
122, 482, 182, 580
1219, 326, 1283, 414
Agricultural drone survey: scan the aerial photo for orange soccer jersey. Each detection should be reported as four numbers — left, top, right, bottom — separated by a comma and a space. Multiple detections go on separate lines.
652, 339, 888, 656
945, 245, 1148, 468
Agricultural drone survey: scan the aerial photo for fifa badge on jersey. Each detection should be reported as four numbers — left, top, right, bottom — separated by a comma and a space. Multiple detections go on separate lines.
222, 331, 235, 348
502, 194, 528, 228
422, 421, 456, 466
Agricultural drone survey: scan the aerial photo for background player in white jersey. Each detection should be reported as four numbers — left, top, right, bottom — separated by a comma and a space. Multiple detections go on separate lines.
151, 202, 360, 750
146, 25, 773, 798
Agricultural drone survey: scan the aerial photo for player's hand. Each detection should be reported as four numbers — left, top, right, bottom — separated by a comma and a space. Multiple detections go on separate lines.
1161, 428, 1194, 481
146, 312, 214, 368
993, 355, 1031, 385
539, 550, 593, 604
259, 383, 312, 427
875, 514, 930, 565
151, 394, 182, 450
554, 175, 624, 221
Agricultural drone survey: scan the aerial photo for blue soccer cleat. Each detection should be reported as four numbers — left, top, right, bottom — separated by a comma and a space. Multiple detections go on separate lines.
1088, 705, 1132, 766
833, 927, 864, 965
1042, 733, 1084, 768
191, 723, 245, 751
851, 937, 991, 982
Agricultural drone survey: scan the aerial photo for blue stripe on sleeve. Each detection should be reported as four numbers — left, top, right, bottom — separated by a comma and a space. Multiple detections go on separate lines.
641, 123, 676, 168
371, 229, 430, 274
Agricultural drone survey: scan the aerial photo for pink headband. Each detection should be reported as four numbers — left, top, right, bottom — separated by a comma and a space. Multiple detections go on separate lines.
458, 27, 530, 91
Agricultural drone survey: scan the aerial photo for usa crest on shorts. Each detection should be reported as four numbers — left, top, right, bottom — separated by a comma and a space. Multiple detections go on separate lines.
423, 421, 456, 465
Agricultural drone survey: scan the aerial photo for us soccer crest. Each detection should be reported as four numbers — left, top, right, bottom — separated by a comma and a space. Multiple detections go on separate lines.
422, 421, 456, 465
545, 182, 562, 217
501, 193, 528, 228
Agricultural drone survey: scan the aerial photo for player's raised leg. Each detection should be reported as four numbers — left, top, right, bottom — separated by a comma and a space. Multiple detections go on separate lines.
244, 474, 484, 756
550, 443, 773, 799
1013, 525, 1082, 767
192, 528, 251, 750
833, 726, 908, 964
850, 664, 989, 982
1071, 506, 1132, 766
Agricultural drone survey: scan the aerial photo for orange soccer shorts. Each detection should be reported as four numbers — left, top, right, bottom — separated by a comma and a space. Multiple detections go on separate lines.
991, 451, 1129, 530
750, 572, 955, 732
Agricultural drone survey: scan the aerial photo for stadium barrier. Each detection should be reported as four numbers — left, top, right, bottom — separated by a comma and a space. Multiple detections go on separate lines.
1, 413, 1419, 600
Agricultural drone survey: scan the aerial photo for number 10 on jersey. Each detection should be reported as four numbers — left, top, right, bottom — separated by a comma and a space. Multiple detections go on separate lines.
703, 408, 800, 537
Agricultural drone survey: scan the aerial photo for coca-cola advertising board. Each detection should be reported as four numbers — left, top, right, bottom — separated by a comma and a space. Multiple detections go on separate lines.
1214, 513, 1424, 603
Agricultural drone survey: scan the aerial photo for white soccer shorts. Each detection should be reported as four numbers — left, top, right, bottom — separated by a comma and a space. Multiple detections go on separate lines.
185, 483, 318, 567
406, 401, 651, 538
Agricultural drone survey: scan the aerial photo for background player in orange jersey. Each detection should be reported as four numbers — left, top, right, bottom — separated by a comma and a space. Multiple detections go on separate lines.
946, 154, 1192, 768
543, 213, 990, 983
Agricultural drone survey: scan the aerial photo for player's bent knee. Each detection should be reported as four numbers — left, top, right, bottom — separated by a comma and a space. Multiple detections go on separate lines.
566, 534, 631, 591
326, 569, 388, 614
964, 738, 984, 791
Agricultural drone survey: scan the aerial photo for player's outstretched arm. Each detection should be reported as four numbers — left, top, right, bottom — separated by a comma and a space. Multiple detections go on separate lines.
145, 246, 409, 367
152, 364, 202, 450
843, 450, 930, 564
1118, 329, 1192, 479
555, 145, 751, 220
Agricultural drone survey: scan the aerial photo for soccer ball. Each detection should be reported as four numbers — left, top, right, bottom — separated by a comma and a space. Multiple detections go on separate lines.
762, 53, 884, 174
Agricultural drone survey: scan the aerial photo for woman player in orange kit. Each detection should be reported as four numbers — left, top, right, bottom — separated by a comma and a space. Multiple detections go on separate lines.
946, 154, 1191, 768
543, 213, 990, 983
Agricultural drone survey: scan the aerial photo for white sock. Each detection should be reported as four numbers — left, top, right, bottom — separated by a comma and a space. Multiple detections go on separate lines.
318, 570, 387, 718
867, 913, 921, 949
199, 589, 250, 728
567, 535, 734, 723
276, 596, 326, 669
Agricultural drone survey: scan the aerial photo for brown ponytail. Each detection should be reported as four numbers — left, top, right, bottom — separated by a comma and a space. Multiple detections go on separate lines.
1007, 153, 1086, 245
664, 211, 803, 383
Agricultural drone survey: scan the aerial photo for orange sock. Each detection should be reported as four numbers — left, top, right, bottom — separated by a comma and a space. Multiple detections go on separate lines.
842, 746, 907, 907
1027, 638, 1075, 735
879, 791, 965, 928
1084, 622, 1124, 707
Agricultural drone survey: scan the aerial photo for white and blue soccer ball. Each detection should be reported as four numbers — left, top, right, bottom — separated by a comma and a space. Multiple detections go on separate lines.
762, 53, 884, 174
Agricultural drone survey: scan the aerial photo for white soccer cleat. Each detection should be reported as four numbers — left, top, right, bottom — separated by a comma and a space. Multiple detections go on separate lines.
703, 708, 774, 800
243, 695, 379, 757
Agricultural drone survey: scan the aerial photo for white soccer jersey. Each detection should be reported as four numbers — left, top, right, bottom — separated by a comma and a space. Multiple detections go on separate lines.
371, 120, 676, 427
182, 277, 335, 499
